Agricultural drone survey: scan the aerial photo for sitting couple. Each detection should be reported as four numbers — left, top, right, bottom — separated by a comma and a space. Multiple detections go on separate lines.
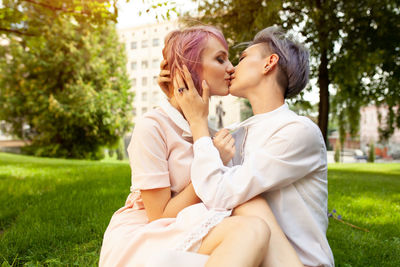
99, 25, 334, 267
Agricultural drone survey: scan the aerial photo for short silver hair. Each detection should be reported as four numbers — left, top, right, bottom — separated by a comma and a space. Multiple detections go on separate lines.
252, 26, 310, 98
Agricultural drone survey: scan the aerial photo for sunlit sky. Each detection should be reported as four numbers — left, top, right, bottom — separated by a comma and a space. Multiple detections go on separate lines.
116, 0, 198, 29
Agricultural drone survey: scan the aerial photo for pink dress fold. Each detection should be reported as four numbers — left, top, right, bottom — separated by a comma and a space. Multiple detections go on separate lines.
99, 107, 231, 267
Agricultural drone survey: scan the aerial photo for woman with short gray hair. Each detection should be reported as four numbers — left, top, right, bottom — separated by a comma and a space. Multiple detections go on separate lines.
174, 26, 334, 267
251, 26, 310, 98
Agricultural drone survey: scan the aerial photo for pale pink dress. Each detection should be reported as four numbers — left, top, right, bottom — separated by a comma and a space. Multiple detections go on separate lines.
99, 102, 231, 267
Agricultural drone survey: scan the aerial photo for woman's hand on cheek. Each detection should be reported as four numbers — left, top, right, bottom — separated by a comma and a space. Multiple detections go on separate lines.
173, 65, 211, 141
173, 66, 210, 124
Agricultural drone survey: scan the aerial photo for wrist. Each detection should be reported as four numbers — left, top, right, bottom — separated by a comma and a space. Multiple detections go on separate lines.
190, 121, 210, 141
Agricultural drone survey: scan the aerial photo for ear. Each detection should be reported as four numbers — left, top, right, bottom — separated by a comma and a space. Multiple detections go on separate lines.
263, 54, 279, 74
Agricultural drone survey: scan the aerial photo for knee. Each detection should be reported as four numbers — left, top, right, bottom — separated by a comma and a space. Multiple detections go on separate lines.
249, 216, 271, 243
236, 216, 271, 246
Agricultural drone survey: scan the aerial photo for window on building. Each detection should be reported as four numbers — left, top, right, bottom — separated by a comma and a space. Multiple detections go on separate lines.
153, 76, 158, 85
132, 78, 136, 87
132, 108, 136, 116
141, 60, 148, 69
153, 91, 159, 101
142, 77, 148, 86
130, 41, 137, 49
152, 59, 159, 68
142, 92, 147, 101
142, 107, 148, 114
141, 40, 148, 48
152, 38, 159, 47
131, 61, 137, 70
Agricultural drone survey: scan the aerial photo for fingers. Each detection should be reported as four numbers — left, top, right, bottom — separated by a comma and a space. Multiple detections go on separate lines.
201, 80, 210, 101
160, 59, 168, 69
158, 61, 170, 91
158, 70, 170, 85
175, 70, 186, 89
173, 70, 187, 100
158, 77, 170, 83
214, 130, 234, 147
215, 129, 230, 139
182, 65, 197, 96
227, 137, 235, 148
173, 72, 180, 98
160, 69, 170, 77
212, 132, 235, 166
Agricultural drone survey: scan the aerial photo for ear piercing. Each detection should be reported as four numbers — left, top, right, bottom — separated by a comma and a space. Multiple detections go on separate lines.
178, 87, 186, 93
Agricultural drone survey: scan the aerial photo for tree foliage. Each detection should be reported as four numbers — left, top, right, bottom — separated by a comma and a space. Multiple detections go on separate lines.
191, 0, 399, 143
0, 0, 120, 36
0, 0, 133, 159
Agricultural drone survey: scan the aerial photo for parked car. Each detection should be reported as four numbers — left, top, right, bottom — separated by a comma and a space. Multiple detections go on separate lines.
354, 149, 368, 160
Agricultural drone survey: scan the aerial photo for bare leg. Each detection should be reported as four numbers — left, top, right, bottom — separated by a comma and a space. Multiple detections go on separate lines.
198, 215, 270, 267
233, 196, 303, 267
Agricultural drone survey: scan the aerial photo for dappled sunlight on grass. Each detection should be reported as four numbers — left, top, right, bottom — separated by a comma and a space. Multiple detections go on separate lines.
327, 163, 400, 266
332, 195, 399, 226
0, 154, 399, 266
0, 152, 131, 266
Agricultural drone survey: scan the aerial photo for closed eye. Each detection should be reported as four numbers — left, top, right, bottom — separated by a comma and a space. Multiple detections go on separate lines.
239, 52, 246, 62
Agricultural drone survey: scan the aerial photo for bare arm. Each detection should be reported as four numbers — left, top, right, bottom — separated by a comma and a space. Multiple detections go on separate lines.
140, 183, 201, 222
140, 128, 236, 221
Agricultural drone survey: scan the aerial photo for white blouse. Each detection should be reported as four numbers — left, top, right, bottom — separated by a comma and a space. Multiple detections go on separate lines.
191, 104, 335, 267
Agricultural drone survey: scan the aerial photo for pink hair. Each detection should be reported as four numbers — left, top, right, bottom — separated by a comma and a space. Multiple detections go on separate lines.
162, 25, 228, 97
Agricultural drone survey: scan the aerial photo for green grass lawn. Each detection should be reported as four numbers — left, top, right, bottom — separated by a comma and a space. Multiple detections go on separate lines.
0, 152, 399, 266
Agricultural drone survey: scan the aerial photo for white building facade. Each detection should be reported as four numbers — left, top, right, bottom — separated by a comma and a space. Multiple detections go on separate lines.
117, 21, 241, 129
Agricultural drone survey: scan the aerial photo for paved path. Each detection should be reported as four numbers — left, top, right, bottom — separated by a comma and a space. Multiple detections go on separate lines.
0, 140, 31, 148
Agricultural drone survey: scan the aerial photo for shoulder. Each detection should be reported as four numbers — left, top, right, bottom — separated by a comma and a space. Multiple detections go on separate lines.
128, 109, 170, 156
297, 116, 325, 146
279, 111, 325, 149
132, 108, 168, 139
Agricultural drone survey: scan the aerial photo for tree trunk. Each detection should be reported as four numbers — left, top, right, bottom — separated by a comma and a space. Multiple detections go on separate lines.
318, 48, 330, 146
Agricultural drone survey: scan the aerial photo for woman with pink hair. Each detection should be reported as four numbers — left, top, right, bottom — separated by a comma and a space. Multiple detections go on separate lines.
99, 26, 302, 267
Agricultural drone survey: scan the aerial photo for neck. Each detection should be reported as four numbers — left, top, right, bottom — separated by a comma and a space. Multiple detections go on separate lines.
246, 80, 285, 115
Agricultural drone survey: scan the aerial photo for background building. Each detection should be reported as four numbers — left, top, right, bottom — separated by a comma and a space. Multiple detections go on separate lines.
117, 20, 241, 129
360, 105, 400, 158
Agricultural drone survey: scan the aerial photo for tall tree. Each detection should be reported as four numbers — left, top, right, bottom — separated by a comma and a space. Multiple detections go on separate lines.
331, 1, 400, 141
0, 1, 133, 159
0, 0, 120, 36
192, 0, 399, 144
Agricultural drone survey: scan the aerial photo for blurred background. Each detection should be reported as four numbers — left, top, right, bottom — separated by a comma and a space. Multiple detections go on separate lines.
0, 0, 399, 162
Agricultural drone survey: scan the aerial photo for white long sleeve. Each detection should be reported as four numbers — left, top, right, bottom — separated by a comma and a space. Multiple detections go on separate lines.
190, 105, 334, 267
191, 120, 324, 209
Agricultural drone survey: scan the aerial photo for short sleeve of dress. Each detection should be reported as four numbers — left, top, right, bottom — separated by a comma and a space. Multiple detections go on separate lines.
127, 115, 170, 190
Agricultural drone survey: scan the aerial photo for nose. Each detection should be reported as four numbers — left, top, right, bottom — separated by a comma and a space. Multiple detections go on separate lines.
226, 61, 234, 74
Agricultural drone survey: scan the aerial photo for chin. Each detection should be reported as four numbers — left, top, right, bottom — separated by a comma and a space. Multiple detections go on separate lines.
228, 86, 238, 97
211, 87, 229, 96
